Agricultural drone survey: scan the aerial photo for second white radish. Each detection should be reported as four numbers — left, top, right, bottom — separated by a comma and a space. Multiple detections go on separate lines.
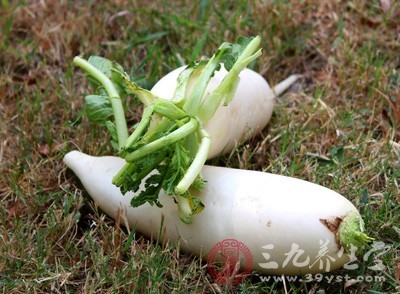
151, 65, 301, 159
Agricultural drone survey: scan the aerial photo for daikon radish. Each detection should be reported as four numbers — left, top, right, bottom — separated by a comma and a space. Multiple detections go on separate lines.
151, 65, 300, 159
64, 151, 372, 275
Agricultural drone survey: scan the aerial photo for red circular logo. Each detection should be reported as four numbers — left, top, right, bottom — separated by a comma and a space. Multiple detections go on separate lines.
207, 238, 253, 286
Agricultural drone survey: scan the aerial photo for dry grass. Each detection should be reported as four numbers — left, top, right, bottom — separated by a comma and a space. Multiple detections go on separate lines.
1, 0, 399, 293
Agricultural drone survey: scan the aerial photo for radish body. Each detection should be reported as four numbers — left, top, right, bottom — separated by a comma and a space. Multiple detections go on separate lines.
151, 66, 300, 159
64, 151, 363, 275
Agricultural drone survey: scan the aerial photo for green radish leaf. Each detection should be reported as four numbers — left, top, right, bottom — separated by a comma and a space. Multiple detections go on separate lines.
88, 56, 124, 82
130, 175, 163, 207
162, 142, 192, 195
237, 36, 253, 49
129, 161, 169, 208
222, 54, 236, 71
84, 95, 113, 123
222, 36, 256, 71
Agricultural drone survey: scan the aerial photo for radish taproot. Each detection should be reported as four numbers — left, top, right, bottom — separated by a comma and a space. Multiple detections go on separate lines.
151, 65, 301, 159
64, 151, 372, 275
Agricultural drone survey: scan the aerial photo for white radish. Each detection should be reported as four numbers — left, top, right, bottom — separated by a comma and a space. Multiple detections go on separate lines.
64, 151, 371, 275
151, 65, 301, 159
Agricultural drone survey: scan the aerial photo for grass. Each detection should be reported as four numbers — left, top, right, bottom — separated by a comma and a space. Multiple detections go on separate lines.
0, 0, 399, 292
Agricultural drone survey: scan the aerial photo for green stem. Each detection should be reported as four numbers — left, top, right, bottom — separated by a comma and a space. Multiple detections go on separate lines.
198, 37, 262, 122
73, 56, 129, 149
153, 99, 188, 120
175, 128, 211, 195
123, 104, 155, 150
113, 149, 167, 187
172, 66, 196, 104
177, 195, 193, 224
142, 117, 173, 142
125, 118, 199, 162
112, 162, 136, 186
124, 79, 155, 106
133, 151, 167, 180
182, 43, 230, 116
338, 211, 374, 254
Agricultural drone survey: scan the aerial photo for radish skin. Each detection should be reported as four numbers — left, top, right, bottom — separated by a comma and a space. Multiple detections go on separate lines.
151, 66, 301, 159
64, 151, 369, 275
